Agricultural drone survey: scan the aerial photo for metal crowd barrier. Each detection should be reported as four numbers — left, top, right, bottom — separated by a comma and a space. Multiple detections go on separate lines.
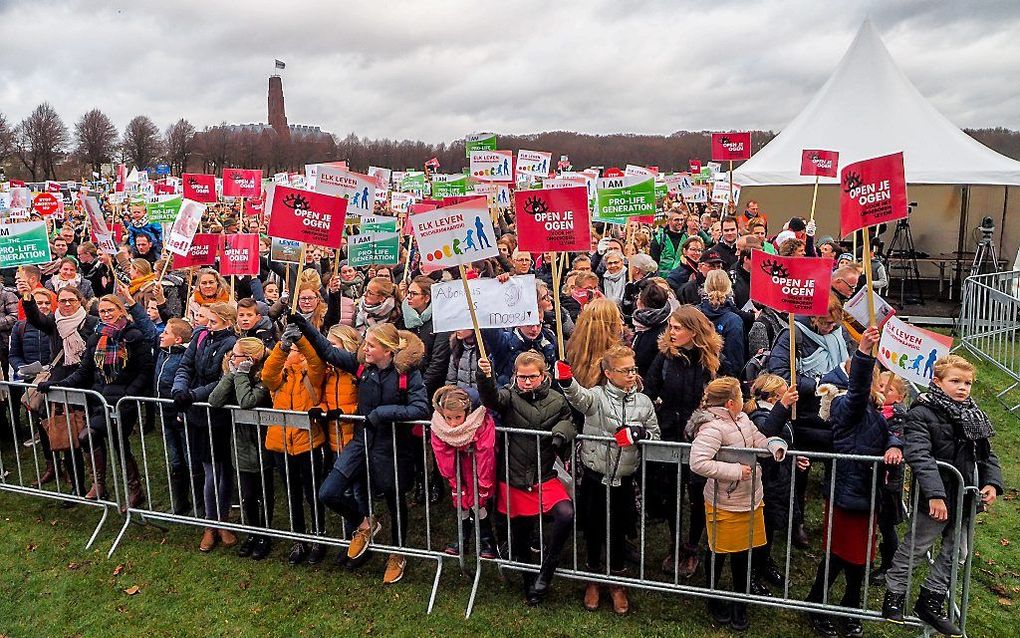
0, 381, 122, 549
957, 269, 1020, 411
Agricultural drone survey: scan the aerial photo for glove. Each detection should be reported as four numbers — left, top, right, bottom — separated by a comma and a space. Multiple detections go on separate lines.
279, 322, 301, 350
172, 390, 195, 410
235, 360, 253, 374
36, 381, 54, 394
614, 425, 649, 448
287, 312, 308, 328
308, 407, 326, 421
553, 361, 572, 383
325, 409, 344, 420
805, 220, 816, 237
551, 434, 567, 458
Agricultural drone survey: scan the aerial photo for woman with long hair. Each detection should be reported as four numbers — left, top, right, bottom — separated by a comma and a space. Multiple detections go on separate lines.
645, 305, 723, 578
698, 269, 746, 375
564, 298, 625, 389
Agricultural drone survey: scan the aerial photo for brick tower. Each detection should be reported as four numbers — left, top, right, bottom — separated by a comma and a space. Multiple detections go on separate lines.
268, 75, 290, 140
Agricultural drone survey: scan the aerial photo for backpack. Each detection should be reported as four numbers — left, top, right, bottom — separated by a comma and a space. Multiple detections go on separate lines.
739, 351, 770, 398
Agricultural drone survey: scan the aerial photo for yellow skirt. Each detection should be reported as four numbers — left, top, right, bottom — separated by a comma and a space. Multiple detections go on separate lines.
704, 504, 766, 554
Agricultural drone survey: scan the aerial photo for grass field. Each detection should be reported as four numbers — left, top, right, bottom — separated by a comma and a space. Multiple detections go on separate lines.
1, 354, 1017, 638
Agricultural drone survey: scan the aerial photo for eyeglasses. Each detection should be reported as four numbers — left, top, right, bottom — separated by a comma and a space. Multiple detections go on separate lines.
298, 296, 318, 303
605, 260, 623, 266
611, 366, 639, 375
57, 298, 79, 305
405, 291, 424, 298
516, 373, 542, 382
98, 308, 118, 316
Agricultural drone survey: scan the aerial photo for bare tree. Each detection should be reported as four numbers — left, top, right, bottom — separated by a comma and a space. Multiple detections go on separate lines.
0, 113, 14, 170
194, 124, 232, 174
121, 115, 163, 170
14, 102, 68, 180
164, 118, 195, 175
74, 108, 118, 176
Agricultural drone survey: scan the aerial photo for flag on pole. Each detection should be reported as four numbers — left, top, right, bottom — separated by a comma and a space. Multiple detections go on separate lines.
275, 59, 286, 69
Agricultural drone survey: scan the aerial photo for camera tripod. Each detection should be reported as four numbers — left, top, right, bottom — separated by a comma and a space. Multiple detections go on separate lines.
886, 216, 924, 306
971, 229, 999, 277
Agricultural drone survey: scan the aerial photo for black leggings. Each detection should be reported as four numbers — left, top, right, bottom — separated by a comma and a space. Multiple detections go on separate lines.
508, 500, 574, 567
579, 468, 631, 573
706, 549, 751, 593
238, 467, 275, 529
807, 555, 865, 609
275, 450, 325, 536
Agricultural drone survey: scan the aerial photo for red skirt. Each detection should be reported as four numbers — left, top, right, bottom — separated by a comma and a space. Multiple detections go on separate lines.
497, 478, 570, 518
822, 502, 878, 566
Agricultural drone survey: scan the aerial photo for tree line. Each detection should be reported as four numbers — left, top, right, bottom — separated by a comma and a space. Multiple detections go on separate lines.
3, 103, 1020, 181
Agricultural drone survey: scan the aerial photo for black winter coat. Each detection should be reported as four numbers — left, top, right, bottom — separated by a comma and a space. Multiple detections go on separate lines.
748, 401, 794, 532
23, 296, 100, 383
9, 320, 53, 379
403, 312, 450, 404
644, 343, 714, 442
172, 328, 238, 459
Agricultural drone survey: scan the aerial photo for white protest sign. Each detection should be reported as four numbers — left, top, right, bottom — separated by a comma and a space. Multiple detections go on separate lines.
432, 275, 540, 332
469, 150, 514, 182
410, 197, 498, 269
711, 181, 741, 205
367, 166, 392, 187
845, 287, 895, 328
81, 195, 117, 255
684, 185, 708, 203
625, 165, 657, 180
314, 165, 376, 216
165, 198, 206, 256
877, 316, 953, 388
664, 172, 693, 195
390, 192, 415, 214
516, 150, 552, 177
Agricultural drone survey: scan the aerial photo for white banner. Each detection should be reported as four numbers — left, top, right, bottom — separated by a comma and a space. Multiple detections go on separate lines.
877, 316, 953, 387
165, 198, 206, 256
517, 150, 552, 177
410, 197, 498, 269
432, 275, 540, 332
469, 150, 514, 182
314, 165, 375, 216
845, 287, 895, 328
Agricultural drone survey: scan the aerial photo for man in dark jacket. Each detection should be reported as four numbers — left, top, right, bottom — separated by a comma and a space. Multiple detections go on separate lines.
677, 249, 724, 305
713, 216, 740, 270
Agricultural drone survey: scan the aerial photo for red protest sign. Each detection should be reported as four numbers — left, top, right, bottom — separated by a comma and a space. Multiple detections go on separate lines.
688, 160, 702, 174
514, 186, 591, 253
219, 234, 260, 276
839, 152, 907, 237
800, 149, 839, 178
222, 168, 263, 198
33, 192, 61, 216
750, 252, 833, 316
182, 173, 217, 203
172, 233, 219, 269
154, 181, 176, 195
711, 132, 752, 161
267, 185, 347, 248
243, 197, 264, 217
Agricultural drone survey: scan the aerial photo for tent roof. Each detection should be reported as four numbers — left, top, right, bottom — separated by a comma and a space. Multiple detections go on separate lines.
734, 20, 1020, 187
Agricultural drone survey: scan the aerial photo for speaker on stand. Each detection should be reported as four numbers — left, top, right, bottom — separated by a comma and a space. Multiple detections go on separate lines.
885, 201, 925, 307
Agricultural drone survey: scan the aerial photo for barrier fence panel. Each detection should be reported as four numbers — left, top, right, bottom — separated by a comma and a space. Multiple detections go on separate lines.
0, 381, 121, 549
958, 270, 1020, 411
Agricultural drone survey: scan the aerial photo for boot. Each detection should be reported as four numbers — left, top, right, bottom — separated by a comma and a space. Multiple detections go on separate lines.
478, 515, 498, 559
526, 554, 560, 606
31, 459, 56, 487
85, 447, 107, 500
169, 469, 192, 516
882, 589, 906, 623
122, 456, 145, 513
707, 598, 732, 626
199, 527, 217, 552
792, 523, 810, 549
583, 583, 600, 611
914, 588, 962, 637
218, 528, 238, 548
730, 602, 749, 631
609, 586, 629, 615
444, 516, 473, 556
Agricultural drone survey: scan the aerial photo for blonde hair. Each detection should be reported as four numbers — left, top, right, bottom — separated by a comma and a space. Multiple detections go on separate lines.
223, 337, 267, 373
704, 269, 732, 308
745, 373, 788, 413
661, 306, 722, 378
165, 318, 193, 343
130, 258, 152, 277
702, 377, 742, 409
565, 298, 624, 387
97, 294, 128, 319
514, 351, 548, 374
327, 324, 360, 352
879, 371, 908, 402
207, 301, 237, 326
599, 344, 635, 385
933, 355, 975, 380
296, 269, 326, 329
433, 385, 471, 415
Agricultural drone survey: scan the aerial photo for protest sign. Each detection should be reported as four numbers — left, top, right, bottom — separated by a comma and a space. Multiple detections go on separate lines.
399, 171, 426, 194
469, 150, 514, 182
243, 196, 264, 217
267, 185, 347, 248
840, 152, 908, 237
222, 168, 263, 198
514, 186, 591, 253
270, 237, 302, 263
664, 172, 693, 196
0, 222, 52, 268
595, 176, 655, 223
711, 182, 741, 206
800, 150, 839, 178
465, 133, 497, 157
432, 275, 540, 332
410, 197, 498, 269
80, 195, 117, 254
391, 192, 415, 213
182, 173, 217, 203
845, 287, 895, 328
517, 150, 552, 177
367, 166, 391, 187
878, 316, 953, 387
348, 232, 400, 267
172, 233, 219, 268
9, 187, 30, 211
314, 165, 376, 216
689, 159, 702, 174
431, 174, 469, 199
750, 252, 834, 316
165, 198, 207, 256
32, 192, 60, 216
146, 195, 182, 224
219, 234, 260, 276
711, 132, 752, 161
625, 165, 657, 180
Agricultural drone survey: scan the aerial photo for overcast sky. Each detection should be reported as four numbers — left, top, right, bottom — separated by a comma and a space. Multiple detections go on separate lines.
2, 0, 1019, 143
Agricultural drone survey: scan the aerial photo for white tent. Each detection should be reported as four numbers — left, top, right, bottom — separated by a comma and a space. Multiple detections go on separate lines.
734, 20, 1020, 187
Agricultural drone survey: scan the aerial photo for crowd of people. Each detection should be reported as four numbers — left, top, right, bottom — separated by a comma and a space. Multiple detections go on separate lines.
0, 186, 1004, 637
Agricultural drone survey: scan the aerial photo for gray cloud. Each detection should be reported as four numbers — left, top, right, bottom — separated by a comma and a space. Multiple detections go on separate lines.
1, 0, 1018, 143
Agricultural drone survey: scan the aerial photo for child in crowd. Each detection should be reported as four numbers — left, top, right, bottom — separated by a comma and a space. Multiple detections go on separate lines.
874, 372, 908, 582
429, 385, 497, 559
883, 355, 1003, 637
477, 352, 576, 606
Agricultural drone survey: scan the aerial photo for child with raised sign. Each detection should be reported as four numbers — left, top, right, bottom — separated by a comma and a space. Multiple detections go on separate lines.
882, 355, 1003, 637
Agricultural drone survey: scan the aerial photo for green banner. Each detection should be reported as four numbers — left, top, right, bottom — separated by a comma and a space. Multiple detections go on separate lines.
595, 178, 656, 223
655, 182, 668, 201
464, 133, 497, 157
349, 232, 400, 267
0, 221, 53, 268
431, 176, 469, 199
360, 216, 399, 233
146, 195, 182, 224
399, 171, 426, 193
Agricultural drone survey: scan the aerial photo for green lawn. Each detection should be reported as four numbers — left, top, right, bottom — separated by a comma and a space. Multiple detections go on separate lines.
1, 355, 1017, 638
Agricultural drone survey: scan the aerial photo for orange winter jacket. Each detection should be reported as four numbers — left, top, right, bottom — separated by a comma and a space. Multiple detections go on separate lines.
262, 337, 327, 455
321, 366, 359, 451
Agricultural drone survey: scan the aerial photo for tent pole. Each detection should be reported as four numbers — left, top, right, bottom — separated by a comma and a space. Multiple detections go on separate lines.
999, 186, 1009, 261
955, 185, 970, 298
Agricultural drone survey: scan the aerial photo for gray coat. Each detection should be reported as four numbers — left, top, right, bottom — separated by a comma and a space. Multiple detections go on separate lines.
208, 370, 272, 473
445, 336, 480, 390
563, 379, 660, 486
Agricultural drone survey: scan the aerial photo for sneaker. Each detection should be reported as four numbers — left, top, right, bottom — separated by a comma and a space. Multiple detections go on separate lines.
250, 536, 272, 561
842, 617, 864, 637
808, 613, 837, 637
288, 542, 308, 565
307, 543, 327, 565
23, 433, 40, 448
347, 518, 381, 559
478, 535, 499, 560
383, 554, 406, 584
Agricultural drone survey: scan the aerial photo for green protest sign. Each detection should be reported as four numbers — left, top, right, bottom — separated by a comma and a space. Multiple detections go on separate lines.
595, 177, 656, 223
0, 221, 53, 268
654, 182, 668, 200
348, 232, 400, 267
146, 195, 182, 224
431, 175, 468, 199
399, 171, 426, 193
464, 133, 497, 157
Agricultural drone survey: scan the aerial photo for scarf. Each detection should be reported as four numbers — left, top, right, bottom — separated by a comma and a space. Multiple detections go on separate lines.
797, 322, 849, 378
54, 307, 88, 366
192, 287, 230, 307
431, 405, 489, 449
51, 275, 82, 293
129, 272, 157, 295
94, 317, 129, 380
632, 304, 672, 333
602, 267, 627, 303
356, 296, 396, 329
920, 384, 994, 441
401, 299, 432, 330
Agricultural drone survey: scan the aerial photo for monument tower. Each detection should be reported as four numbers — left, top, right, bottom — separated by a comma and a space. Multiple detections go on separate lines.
268, 72, 290, 141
